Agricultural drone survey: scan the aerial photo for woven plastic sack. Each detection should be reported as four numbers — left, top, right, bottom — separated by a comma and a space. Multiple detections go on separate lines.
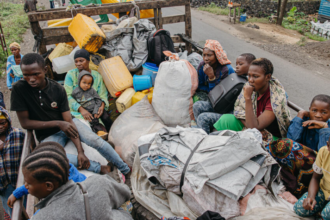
152, 52, 198, 127
108, 96, 165, 167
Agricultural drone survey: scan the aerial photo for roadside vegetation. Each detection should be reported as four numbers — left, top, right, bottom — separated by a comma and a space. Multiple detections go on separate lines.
198, 3, 327, 42
282, 6, 327, 41
0, 2, 30, 72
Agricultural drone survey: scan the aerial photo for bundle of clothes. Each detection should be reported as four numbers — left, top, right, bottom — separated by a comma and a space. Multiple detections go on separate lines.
132, 127, 303, 219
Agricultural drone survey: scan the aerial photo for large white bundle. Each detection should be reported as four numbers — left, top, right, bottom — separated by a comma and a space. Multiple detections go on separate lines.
152, 52, 198, 127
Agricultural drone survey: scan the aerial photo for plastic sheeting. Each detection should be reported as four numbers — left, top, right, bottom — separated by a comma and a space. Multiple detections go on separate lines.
101, 19, 156, 72
182, 182, 240, 219
108, 96, 165, 167
131, 134, 198, 219
133, 128, 280, 219
126, 19, 156, 72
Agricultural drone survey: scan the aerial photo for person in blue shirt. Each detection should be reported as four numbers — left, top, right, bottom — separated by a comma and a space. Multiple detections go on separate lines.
6, 42, 23, 90
192, 50, 253, 134
6, 141, 87, 211
287, 94, 330, 151
196, 40, 235, 93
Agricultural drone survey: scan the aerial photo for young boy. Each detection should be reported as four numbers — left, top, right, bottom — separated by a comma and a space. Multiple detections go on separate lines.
193, 53, 256, 134
287, 94, 330, 151
11, 53, 130, 177
71, 70, 112, 138
293, 137, 330, 219
0, 107, 25, 217
235, 53, 256, 78
19, 142, 133, 220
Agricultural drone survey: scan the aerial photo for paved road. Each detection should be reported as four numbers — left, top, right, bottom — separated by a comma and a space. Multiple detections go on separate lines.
162, 7, 329, 112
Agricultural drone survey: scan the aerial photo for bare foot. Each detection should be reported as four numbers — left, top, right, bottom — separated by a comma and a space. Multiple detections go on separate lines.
100, 165, 111, 174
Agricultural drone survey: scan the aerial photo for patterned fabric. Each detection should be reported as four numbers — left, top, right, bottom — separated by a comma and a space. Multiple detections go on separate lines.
0, 107, 25, 191
148, 156, 177, 168
204, 40, 231, 65
234, 77, 291, 144
193, 101, 222, 134
266, 138, 317, 197
118, 201, 133, 214
64, 68, 109, 121
294, 189, 330, 219
6, 55, 23, 89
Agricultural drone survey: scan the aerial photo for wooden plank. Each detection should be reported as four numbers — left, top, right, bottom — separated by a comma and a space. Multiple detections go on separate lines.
158, 8, 163, 29
184, 3, 192, 53
171, 35, 183, 43
153, 8, 159, 29
28, 0, 189, 22
43, 35, 74, 45
162, 14, 185, 24
42, 15, 185, 38
12, 130, 33, 220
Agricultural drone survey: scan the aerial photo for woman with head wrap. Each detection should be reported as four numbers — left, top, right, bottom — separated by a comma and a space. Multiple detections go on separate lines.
6, 42, 24, 90
192, 40, 235, 133
64, 49, 109, 128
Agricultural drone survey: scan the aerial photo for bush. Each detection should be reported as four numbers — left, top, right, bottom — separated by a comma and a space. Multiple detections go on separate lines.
0, 2, 29, 72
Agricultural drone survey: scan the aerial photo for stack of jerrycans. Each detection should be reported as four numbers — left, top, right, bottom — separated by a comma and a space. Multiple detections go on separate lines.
98, 56, 133, 98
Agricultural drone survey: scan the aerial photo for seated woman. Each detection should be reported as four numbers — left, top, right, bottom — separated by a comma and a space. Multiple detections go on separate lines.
266, 95, 330, 197
6, 42, 23, 90
64, 49, 110, 133
213, 58, 291, 144
192, 40, 235, 133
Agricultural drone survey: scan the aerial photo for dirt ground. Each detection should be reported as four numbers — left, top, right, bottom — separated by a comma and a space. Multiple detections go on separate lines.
193, 9, 330, 78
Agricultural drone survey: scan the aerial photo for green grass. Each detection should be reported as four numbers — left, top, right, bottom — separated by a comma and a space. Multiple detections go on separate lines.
198, 3, 240, 16
0, 2, 30, 72
304, 32, 328, 41
282, 8, 328, 42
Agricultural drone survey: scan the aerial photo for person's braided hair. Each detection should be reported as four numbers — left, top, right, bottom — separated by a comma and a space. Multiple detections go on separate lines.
311, 94, 330, 108
251, 58, 274, 75
23, 142, 70, 186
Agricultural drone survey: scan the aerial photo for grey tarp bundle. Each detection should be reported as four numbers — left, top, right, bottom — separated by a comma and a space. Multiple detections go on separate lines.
126, 19, 156, 71
133, 127, 283, 219
132, 133, 198, 219
101, 19, 156, 72
102, 27, 134, 64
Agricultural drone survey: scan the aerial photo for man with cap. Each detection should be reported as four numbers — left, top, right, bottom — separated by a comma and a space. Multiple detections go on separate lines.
11, 53, 131, 179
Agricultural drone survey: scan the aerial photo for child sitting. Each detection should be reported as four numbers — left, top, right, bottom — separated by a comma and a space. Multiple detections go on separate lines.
287, 94, 330, 151
294, 137, 330, 219
193, 52, 256, 134
13, 141, 133, 220
7, 142, 86, 210
71, 70, 112, 138
235, 53, 256, 78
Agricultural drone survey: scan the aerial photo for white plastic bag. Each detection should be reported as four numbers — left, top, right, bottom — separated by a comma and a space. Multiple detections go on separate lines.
152, 52, 198, 127
108, 96, 165, 167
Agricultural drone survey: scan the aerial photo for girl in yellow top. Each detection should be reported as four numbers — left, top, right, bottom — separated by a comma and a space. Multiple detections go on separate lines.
294, 137, 330, 219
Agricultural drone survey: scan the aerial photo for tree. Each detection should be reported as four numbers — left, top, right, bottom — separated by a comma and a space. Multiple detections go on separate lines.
277, 0, 288, 25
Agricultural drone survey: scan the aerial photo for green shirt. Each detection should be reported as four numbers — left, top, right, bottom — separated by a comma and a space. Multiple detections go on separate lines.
64, 68, 109, 121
